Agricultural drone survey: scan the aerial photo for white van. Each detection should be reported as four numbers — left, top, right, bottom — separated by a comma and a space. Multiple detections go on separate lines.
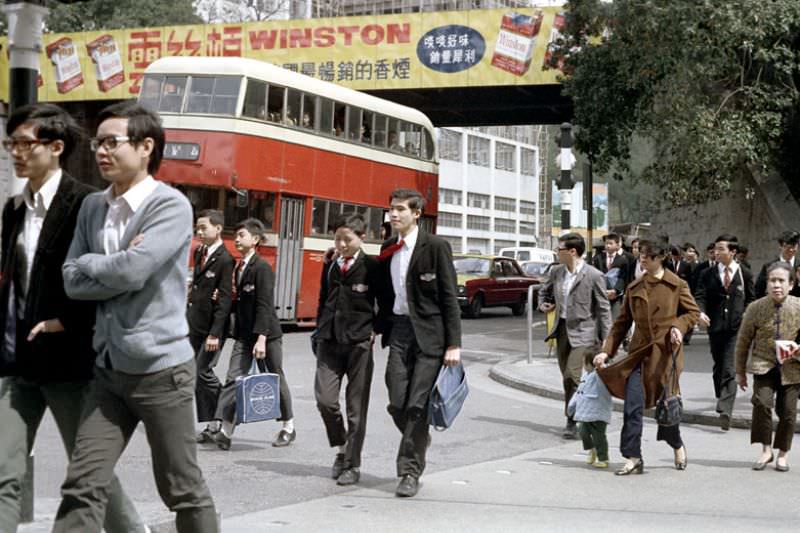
499, 246, 556, 264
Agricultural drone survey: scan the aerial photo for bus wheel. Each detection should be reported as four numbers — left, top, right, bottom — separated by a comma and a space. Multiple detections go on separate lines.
467, 294, 483, 318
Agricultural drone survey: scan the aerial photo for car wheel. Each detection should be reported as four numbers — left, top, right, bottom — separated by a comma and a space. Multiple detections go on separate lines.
511, 298, 526, 316
466, 293, 483, 318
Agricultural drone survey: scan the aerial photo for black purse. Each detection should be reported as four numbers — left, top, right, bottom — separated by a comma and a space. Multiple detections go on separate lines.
655, 346, 683, 427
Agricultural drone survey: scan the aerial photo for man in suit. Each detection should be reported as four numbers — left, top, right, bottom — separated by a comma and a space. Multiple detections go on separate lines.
0, 104, 145, 532
375, 188, 461, 498
692, 243, 717, 294
695, 234, 755, 430
188, 209, 234, 444
755, 230, 799, 298
666, 245, 697, 344
592, 233, 629, 320
540, 232, 612, 439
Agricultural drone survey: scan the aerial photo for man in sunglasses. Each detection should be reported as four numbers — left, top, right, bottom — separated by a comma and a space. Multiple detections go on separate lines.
0, 104, 146, 532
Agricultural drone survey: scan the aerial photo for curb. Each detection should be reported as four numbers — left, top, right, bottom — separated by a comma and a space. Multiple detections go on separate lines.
489, 363, 753, 431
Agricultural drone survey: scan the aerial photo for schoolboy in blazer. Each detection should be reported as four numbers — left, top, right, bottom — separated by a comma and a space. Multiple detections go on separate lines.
188, 209, 234, 444
695, 234, 755, 430
375, 188, 461, 499
213, 218, 295, 449
0, 103, 144, 533
315, 213, 381, 486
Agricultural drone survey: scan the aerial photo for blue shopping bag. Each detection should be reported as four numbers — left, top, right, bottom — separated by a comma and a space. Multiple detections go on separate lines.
428, 364, 468, 431
235, 361, 281, 424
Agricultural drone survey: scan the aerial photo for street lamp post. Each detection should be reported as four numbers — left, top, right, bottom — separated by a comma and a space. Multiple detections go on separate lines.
556, 122, 576, 234
2, 0, 49, 112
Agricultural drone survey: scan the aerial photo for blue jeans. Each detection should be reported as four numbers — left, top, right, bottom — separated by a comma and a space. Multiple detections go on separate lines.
620, 365, 683, 458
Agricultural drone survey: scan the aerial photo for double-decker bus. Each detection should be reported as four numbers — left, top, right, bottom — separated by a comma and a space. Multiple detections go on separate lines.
138, 56, 439, 325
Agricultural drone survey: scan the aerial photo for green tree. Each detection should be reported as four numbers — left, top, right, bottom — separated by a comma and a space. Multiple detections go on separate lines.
45, 0, 202, 32
550, 0, 800, 206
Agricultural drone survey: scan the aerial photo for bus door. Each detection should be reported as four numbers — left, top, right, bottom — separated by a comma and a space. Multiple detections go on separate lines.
275, 196, 305, 320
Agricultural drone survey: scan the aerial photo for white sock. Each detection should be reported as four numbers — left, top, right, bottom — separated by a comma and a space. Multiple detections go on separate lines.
221, 421, 235, 437
338, 445, 346, 454
282, 419, 295, 433
208, 420, 221, 432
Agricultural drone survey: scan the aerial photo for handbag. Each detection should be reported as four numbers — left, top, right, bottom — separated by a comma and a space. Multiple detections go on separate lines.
235, 359, 281, 424
428, 363, 468, 431
654, 346, 683, 427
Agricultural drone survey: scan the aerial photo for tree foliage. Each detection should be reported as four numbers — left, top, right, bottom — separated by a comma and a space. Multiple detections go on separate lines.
45, 0, 202, 33
551, 0, 800, 206
194, 0, 291, 23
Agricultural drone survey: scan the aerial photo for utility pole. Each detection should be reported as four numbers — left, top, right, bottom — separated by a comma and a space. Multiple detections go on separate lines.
555, 122, 576, 234
2, 0, 49, 112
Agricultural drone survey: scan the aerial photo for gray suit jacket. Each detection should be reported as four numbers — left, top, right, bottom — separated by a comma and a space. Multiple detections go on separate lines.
540, 262, 612, 347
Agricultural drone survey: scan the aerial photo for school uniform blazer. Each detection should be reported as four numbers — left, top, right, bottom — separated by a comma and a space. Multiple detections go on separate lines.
187, 243, 234, 339
0, 173, 96, 382
233, 254, 282, 344
694, 263, 755, 334
375, 231, 461, 355
316, 253, 381, 345
665, 259, 694, 285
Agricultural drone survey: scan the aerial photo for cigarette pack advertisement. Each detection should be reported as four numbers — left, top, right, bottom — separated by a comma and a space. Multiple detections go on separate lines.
491, 11, 544, 77
46, 37, 84, 94
87, 34, 125, 92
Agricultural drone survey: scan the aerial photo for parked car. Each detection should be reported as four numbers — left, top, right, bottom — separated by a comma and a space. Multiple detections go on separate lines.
453, 254, 540, 318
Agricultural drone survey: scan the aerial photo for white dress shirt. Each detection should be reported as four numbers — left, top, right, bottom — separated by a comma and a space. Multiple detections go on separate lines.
202, 240, 223, 265
717, 260, 739, 286
14, 170, 62, 316
237, 250, 256, 284
391, 226, 419, 315
102, 176, 158, 256
336, 249, 360, 273
560, 259, 584, 320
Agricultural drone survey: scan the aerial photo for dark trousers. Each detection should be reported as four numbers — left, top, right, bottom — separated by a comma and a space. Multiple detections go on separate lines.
555, 320, 594, 418
0, 378, 144, 533
215, 338, 293, 424
620, 365, 683, 459
751, 367, 800, 452
385, 316, 442, 478
52, 361, 217, 533
190, 334, 222, 423
315, 339, 374, 468
709, 331, 738, 416
579, 421, 608, 461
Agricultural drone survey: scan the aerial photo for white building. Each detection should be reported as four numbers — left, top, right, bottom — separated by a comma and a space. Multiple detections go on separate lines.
435, 127, 540, 255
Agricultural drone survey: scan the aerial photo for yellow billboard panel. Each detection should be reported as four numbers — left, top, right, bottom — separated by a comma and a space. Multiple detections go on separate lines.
0, 8, 566, 103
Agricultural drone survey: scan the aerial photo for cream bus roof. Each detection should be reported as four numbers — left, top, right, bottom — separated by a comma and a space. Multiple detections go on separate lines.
145, 56, 435, 133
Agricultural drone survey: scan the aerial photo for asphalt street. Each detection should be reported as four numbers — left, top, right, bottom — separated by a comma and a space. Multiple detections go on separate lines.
18, 308, 800, 532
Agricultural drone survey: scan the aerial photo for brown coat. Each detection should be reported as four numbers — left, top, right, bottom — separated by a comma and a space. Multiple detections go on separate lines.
597, 269, 700, 408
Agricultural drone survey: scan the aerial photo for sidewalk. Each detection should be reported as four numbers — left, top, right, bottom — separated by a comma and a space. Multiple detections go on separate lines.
490, 332, 760, 431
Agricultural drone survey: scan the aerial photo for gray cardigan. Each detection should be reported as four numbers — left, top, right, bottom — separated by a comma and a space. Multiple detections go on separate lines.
62, 182, 194, 374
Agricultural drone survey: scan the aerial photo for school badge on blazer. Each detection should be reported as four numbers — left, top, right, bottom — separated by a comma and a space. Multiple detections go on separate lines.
235, 369, 281, 424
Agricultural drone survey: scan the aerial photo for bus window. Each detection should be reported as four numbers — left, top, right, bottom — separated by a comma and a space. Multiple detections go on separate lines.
373, 115, 388, 147
211, 77, 241, 116
361, 110, 374, 144
267, 85, 285, 123
160, 76, 187, 113
423, 129, 435, 160
347, 107, 362, 141
286, 89, 301, 126
311, 199, 328, 235
224, 189, 250, 229
186, 77, 214, 114
139, 74, 163, 111
177, 185, 222, 218
326, 201, 342, 234
319, 98, 334, 135
301, 93, 316, 130
368, 207, 383, 241
401, 122, 421, 157
251, 191, 276, 230
387, 117, 400, 151
333, 103, 346, 137
242, 79, 267, 120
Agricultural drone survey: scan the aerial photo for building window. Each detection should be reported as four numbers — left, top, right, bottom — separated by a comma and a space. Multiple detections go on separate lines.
466, 238, 489, 255
438, 212, 462, 228
494, 218, 516, 233
467, 215, 490, 231
467, 192, 490, 209
521, 148, 537, 176
467, 135, 490, 167
495, 142, 516, 171
439, 129, 462, 161
439, 188, 463, 206
494, 196, 516, 212
519, 221, 537, 235
440, 235, 462, 253
520, 241, 537, 248
520, 200, 536, 216
494, 240, 515, 254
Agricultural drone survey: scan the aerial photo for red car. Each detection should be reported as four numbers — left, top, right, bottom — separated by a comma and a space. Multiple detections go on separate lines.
453, 254, 540, 318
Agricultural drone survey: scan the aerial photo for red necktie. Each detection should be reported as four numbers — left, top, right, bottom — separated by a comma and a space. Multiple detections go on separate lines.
378, 239, 405, 262
723, 266, 731, 290
232, 260, 244, 301
199, 246, 208, 270
341, 256, 353, 275
606, 254, 613, 271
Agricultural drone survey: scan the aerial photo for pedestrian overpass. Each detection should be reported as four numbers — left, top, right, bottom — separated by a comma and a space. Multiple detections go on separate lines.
0, 6, 571, 125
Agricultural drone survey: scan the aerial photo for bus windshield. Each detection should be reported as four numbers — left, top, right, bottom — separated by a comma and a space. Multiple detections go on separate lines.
139, 74, 241, 116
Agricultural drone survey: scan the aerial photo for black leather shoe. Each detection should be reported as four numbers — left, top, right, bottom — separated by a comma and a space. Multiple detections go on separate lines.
562, 421, 577, 440
214, 431, 231, 451
752, 453, 774, 471
337, 468, 360, 486
332, 453, 346, 479
395, 475, 419, 497
272, 429, 296, 447
720, 413, 731, 431
197, 427, 218, 444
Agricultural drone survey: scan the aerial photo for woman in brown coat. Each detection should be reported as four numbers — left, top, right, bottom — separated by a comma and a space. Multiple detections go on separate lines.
594, 240, 700, 475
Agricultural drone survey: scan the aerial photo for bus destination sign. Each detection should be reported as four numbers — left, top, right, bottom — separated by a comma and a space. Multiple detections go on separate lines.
164, 142, 201, 161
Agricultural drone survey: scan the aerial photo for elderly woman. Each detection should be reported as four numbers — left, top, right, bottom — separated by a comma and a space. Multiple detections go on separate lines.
594, 240, 700, 475
735, 262, 800, 472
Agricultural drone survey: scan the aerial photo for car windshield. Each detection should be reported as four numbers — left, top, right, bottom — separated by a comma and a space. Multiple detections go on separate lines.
523, 263, 546, 275
453, 258, 490, 275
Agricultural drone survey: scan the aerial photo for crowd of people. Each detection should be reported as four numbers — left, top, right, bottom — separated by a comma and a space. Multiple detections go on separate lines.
540, 230, 800, 476
0, 102, 461, 532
